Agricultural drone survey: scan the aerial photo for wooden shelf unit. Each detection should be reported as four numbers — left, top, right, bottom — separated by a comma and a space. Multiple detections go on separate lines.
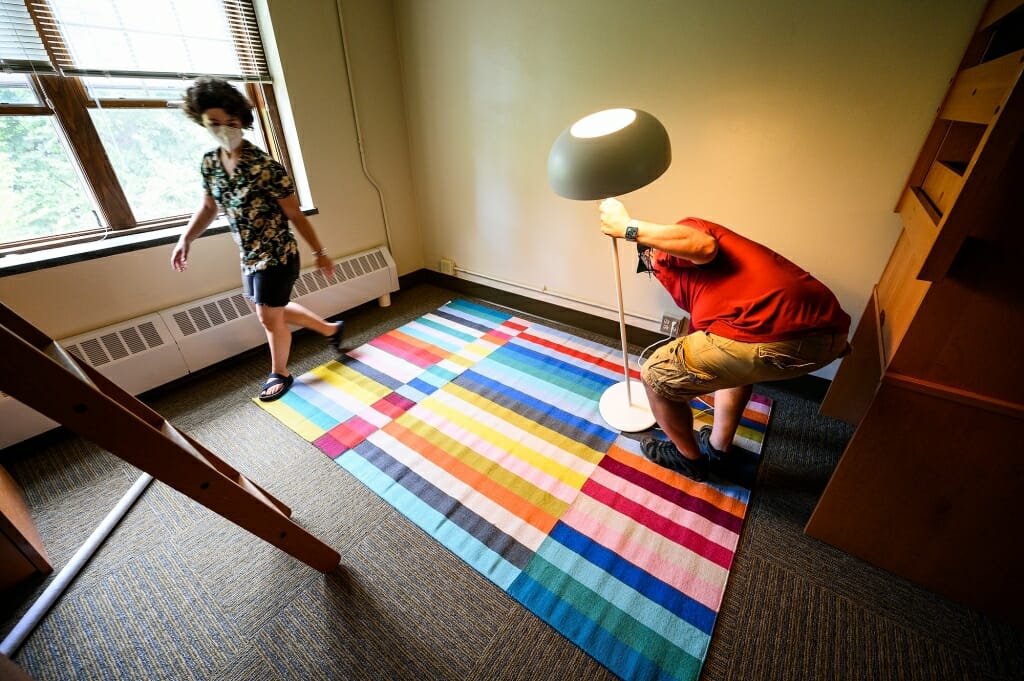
0, 466, 52, 594
810, 0, 1024, 626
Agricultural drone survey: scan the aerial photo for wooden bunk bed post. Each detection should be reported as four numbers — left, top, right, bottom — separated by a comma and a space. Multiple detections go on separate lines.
0, 301, 341, 574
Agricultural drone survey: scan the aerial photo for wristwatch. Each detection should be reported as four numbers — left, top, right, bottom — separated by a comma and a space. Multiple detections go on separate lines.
624, 222, 639, 242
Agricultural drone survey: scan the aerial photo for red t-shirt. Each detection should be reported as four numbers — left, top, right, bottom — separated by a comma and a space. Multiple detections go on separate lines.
652, 218, 850, 342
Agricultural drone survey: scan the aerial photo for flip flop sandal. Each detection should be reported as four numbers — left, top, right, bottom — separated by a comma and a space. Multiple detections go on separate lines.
258, 373, 293, 402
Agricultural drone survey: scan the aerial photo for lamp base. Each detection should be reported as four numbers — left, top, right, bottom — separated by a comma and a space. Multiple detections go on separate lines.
598, 380, 657, 432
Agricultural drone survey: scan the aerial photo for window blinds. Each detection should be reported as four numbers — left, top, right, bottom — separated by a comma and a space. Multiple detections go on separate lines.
1, 0, 269, 81
0, 0, 55, 74
223, 0, 270, 81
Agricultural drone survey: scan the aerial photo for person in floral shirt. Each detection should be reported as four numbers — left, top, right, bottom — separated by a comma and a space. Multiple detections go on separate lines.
171, 78, 344, 402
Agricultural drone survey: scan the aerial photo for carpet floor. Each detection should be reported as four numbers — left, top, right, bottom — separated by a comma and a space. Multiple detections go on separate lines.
257, 298, 774, 681
1, 282, 1021, 680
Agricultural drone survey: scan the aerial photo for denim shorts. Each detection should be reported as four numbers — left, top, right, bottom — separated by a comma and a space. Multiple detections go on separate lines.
640, 330, 850, 401
242, 258, 299, 307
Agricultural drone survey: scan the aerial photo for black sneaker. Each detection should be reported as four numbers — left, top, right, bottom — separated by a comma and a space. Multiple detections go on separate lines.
699, 425, 759, 488
697, 425, 724, 460
640, 438, 708, 482
328, 320, 345, 353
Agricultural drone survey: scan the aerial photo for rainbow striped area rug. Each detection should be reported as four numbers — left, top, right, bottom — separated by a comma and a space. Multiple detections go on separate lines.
257, 299, 772, 681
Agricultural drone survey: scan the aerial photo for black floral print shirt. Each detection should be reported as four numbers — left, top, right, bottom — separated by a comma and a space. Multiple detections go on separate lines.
201, 140, 298, 274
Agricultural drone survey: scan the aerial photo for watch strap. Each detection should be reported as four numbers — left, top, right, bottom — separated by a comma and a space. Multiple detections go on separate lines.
624, 222, 639, 242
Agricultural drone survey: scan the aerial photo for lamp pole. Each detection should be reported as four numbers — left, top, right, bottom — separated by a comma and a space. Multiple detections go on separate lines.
547, 107, 669, 432
609, 234, 632, 403
596, 233, 656, 432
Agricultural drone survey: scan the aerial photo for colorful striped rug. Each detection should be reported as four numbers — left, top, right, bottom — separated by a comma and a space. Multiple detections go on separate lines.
257, 299, 772, 681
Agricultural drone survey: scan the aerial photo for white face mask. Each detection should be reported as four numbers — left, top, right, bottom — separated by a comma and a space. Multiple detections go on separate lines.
207, 124, 244, 152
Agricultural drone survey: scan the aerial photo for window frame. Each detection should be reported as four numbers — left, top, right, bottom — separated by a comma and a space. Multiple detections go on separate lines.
0, 0, 290, 256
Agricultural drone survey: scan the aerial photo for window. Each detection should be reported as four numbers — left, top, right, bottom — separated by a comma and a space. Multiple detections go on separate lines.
0, 0, 289, 253
0, 73, 97, 242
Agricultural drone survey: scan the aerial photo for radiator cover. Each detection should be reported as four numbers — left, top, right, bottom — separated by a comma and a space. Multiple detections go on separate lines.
0, 246, 398, 449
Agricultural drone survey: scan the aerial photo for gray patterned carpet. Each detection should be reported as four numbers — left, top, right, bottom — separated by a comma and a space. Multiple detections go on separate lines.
1, 282, 1021, 680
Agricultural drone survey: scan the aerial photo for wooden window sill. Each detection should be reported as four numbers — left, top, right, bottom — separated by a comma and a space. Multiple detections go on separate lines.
0, 208, 318, 277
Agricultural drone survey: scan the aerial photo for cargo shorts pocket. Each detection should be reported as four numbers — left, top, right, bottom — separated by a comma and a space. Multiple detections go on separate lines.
678, 351, 716, 384
676, 335, 718, 384
757, 345, 816, 371
641, 339, 715, 400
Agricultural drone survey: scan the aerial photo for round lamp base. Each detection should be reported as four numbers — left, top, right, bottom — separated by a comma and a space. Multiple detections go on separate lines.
598, 380, 657, 432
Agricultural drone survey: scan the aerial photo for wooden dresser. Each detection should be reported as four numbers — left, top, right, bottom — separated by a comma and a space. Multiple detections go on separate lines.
0, 465, 51, 596
807, 0, 1024, 626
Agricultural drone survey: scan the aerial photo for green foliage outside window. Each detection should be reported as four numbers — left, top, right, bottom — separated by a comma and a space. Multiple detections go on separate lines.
0, 84, 37, 105
0, 116, 97, 242
0, 105, 263, 243
0, 0, 272, 250
89, 107, 219, 223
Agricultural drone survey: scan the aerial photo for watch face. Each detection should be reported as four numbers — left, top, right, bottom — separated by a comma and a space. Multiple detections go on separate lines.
625, 225, 639, 241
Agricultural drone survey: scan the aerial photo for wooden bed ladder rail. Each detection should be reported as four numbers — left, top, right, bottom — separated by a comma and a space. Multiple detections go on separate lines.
0, 302, 340, 573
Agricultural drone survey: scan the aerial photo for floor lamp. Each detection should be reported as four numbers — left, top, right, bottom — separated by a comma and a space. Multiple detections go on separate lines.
548, 108, 671, 432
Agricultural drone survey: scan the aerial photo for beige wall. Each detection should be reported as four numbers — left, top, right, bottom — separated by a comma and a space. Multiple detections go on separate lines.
0, 0, 986, 383
0, 0, 422, 339
394, 0, 984, 377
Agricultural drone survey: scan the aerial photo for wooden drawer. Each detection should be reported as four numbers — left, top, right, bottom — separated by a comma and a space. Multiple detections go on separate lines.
875, 230, 930, 365
819, 294, 884, 425
806, 377, 1024, 625
939, 48, 1024, 124
920, 160, 964, 216
898, 186, 940, 277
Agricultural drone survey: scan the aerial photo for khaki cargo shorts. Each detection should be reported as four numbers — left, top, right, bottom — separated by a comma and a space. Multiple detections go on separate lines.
640, 330, 849, 402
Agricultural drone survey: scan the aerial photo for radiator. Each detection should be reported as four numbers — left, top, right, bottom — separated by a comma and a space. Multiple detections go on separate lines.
0, 246, 398, 449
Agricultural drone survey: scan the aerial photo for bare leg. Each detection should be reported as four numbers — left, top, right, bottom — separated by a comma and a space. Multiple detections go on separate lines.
254, 302, 343, 398
643, 382, 702, 460
255, 305, 292, 383
709, 385, 753, 451
282, 301, 337, 337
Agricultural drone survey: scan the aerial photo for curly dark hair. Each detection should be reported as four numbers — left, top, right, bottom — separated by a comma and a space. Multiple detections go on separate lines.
182, 77, 254, 129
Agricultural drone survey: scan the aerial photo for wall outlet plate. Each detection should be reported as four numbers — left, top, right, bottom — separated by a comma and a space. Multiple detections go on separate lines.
660, 314, 688, 337
439, 258, 455, 275
660, 314, 680, 335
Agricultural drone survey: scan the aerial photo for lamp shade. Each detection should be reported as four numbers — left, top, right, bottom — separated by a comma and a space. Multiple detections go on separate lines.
547, 108, 671, 200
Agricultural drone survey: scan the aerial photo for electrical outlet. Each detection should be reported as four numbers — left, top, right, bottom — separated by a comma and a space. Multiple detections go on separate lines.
660, 314, 689, 337
439, 258, 455, 275
660, 314, 680, 335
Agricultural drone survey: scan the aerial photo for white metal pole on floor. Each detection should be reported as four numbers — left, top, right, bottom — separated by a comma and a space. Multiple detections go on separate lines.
0, 472, 154, 657
610, 235, 634, 402
597, 236, 656, 433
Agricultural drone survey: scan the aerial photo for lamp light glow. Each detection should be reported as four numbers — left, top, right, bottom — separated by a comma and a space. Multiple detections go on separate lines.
547, 108, 671, 432
570, 108, 636, 138
548, 109, 670, 201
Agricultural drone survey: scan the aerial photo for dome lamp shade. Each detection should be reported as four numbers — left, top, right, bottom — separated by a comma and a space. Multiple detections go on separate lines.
547, 108, 671, 200
546, 108, 672, 432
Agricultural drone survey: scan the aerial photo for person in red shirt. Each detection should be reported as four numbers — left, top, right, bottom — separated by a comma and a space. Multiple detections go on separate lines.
599, 198, 850, 484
